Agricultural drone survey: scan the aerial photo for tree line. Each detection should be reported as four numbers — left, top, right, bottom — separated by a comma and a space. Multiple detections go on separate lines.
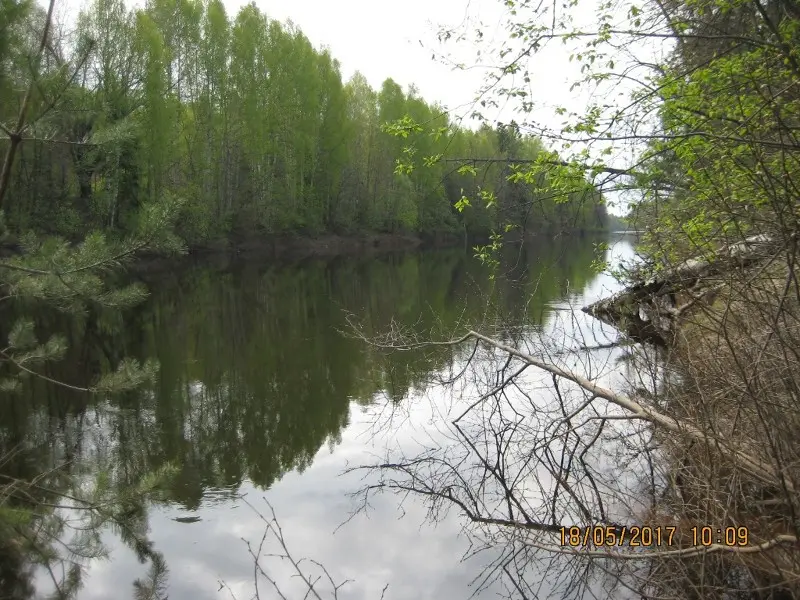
0, 0, 608, 246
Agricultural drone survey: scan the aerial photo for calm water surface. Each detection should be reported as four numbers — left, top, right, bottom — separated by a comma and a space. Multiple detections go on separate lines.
1, 234, 638, 600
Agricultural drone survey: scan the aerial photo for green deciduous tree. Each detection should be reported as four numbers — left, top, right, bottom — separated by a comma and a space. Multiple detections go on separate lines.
3, 0, 610, 246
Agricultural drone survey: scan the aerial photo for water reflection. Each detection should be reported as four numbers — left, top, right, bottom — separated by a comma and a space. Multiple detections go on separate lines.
0, 233, 634, 599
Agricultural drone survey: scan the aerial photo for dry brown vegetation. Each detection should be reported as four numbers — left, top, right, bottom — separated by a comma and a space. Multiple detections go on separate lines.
650, 253, 800, 598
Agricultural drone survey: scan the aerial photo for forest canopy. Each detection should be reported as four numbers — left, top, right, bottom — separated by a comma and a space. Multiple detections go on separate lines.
0, 0, 608, 246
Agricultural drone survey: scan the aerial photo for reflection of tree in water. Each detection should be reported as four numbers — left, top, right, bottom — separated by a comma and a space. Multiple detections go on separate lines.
1, 239, 602, 489
347, 239, 800, 600
0, 236, 602, 594
0, 417, 169, 600
496, 234, 599, 327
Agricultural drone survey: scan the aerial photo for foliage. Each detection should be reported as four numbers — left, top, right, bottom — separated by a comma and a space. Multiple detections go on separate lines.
0, 0, 607, 244
0, 0, 185, 596
384, 115, 609, 265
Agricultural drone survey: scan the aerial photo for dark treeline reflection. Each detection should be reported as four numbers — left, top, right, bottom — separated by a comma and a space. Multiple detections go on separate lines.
0, 235, 601, 513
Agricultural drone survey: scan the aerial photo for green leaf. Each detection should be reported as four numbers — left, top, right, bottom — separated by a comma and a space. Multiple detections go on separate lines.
457, 164, 478, 177
454, 195, 472, 212
0, 378, 21, 393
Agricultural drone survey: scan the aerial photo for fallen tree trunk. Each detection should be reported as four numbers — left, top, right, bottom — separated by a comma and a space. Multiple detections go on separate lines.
582, 234, 776, 344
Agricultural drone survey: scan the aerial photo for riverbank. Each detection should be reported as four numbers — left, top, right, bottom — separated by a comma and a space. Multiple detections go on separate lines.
132, 231, 469, 272
581, 238, 800, 597
1, 227, 612, 275
135, 228, 618, 273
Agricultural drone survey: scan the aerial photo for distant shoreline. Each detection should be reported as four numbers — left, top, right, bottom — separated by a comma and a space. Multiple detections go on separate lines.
131, 229, 614, 272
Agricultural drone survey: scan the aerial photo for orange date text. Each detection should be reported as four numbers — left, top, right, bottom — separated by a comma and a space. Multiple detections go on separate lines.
559, 526, 677, 547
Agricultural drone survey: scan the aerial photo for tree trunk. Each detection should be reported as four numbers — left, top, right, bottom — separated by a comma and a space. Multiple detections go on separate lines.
582, 234, 775, 344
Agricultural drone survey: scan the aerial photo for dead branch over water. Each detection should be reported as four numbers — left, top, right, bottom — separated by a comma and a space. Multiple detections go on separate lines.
343, 253, 800, 599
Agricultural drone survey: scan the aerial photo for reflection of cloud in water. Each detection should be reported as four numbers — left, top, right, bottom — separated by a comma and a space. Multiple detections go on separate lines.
20, 235, 644, 599
81, 403, 502, 600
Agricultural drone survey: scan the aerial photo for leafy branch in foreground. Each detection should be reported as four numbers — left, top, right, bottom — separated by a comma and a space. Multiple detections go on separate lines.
0, 457, 178, 599
382, 116, 611, 271
0, 192, 183, 393
0, 206, 181, 593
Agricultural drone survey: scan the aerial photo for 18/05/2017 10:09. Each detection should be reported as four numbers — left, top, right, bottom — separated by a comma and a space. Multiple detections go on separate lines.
559, 525, 750, 547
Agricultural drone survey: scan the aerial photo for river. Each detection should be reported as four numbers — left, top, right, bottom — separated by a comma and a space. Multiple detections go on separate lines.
0, 232, 640, 600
